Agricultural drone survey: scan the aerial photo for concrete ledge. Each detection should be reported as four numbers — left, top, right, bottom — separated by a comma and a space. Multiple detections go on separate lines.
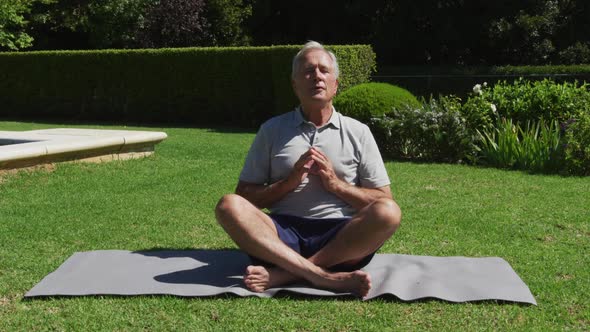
0, 128, 167, 170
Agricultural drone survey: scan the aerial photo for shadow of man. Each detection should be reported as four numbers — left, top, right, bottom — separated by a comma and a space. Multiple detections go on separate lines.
133, 249, 249, 288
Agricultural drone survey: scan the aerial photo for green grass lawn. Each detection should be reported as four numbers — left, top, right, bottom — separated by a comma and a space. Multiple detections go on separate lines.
1, 121, 588, 331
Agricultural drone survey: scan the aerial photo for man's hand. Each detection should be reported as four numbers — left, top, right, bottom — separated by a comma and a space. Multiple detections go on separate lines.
306, 147, 393, 210
308, 147, 343, 193
236, 149, 322, 209
285, 149, 316, 190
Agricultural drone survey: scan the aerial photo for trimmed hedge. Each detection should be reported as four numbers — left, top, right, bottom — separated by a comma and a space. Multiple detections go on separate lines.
379, 64, 590, 76
376, 65, 590, 98
0, 45, 375, 127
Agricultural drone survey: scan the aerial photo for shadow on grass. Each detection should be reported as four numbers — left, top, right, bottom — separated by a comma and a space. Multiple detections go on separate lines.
134, 248, 247, 288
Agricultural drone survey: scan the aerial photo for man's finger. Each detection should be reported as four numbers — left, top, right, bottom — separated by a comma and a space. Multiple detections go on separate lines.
310, 147, 328, 159
295, 150, 313, 168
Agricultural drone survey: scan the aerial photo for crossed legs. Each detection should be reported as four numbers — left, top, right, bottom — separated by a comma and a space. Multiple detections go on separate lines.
214, 194, 401, 297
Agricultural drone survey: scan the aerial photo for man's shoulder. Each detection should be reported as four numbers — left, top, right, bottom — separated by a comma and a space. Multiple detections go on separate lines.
335, 110, 371, 136
260, 109, 299, 131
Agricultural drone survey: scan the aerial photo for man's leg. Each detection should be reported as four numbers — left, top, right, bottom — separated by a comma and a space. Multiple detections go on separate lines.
215, 194, 372, 296
309, 197, 401, 268
243, 197, 401, 289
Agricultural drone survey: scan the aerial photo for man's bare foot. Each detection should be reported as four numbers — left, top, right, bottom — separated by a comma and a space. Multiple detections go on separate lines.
244, 265, 372, 298
311, 270, 372, 298
243, 265, 297, 292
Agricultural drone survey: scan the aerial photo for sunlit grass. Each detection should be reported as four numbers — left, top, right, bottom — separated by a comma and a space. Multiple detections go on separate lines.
1, 121, 588, 331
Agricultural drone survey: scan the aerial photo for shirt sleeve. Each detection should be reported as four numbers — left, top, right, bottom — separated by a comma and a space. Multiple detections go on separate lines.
239, 124, 271, 184
358, 126, 391, 189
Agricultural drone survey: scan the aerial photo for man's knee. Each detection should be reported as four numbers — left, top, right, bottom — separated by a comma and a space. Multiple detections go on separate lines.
215, 194, 246, 222
370, 197, 402, 231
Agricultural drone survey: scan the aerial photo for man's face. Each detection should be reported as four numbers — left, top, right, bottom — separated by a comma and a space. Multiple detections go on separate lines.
292, 49, 339, 105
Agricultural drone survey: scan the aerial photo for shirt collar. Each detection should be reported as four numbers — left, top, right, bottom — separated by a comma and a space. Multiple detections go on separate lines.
294, 106, 341, 129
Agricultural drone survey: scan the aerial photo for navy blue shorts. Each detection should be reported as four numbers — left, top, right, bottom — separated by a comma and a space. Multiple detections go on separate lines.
249, 214, 375, 272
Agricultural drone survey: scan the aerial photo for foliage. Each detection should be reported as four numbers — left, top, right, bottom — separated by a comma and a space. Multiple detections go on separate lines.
377, 64, 590, 100
463, 79, 590, 175
557, 42, 590, 65
0, 44, 375, 127
248, 1, 590, 66
462, 79, 590, 128
206, 0, 251, 46
476, 118, 564, 173
328, 45, 377, 92
333, 83, 420, 124
7, 1, 590, 66
489, 64, 590, 75
371, 95, 474, 162
26, 0, 251, 49
84, 0, 153, 48
563, 112, 590, 176
135, 0, 211, 48
460, 82, 497, 134
0, 0, 40, 50
487, 0, 564, 65
28, 0, 154, 49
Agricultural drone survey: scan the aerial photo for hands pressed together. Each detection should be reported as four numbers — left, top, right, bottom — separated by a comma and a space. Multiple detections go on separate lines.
287, 147, 343, 193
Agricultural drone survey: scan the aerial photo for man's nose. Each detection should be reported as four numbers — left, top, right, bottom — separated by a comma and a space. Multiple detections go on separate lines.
312, 68, 323, 80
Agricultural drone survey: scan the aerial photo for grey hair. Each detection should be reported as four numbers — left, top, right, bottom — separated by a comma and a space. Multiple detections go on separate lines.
291, 41, 339, 79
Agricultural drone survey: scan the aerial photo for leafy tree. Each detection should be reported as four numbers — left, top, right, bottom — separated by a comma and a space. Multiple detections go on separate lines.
206, 0, 252, 46
246, 0, 590, 66
487, 0, 564, 64
28, 0, 153, 49
135, 0, 212, 48
0, 0, 41, 51
554, 1, 590, 63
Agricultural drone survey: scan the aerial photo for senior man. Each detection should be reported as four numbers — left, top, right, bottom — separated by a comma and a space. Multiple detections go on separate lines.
215, 41, 401, 298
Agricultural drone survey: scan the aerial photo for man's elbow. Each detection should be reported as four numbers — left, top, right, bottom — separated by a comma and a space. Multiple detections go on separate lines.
373, 186, 393, 201
235, 181, 252, 196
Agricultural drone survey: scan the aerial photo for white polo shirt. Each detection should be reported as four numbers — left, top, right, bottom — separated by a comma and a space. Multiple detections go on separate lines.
239, 107, 391, 218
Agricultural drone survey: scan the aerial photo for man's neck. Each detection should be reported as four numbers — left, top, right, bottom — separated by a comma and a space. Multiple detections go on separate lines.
300, 102, 333, 127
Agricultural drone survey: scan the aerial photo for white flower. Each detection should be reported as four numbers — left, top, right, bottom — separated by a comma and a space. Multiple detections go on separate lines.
473, 84, 482, 95
483, 82, 488, 87
490, 103, 497, 113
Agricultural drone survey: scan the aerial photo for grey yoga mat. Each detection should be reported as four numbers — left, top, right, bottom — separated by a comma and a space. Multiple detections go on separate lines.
25, 250, 536, 304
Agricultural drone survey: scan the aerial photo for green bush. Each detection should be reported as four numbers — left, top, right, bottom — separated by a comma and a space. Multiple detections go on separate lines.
371, 95, 474, 162
0, 45, 375, 127
461, 79, 590, 175
460, 82, 497, 134
333, 83, 420, 123
476, 118, 564, 173
563, 113, 590, 176
379, 65, 590, 99
382, 64, 590, 77
462, 79, 590, 126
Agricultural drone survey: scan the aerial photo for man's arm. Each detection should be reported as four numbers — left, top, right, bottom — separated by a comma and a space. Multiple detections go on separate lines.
235, 180, 294, 209
328, 182, 392, 211
236, 149, 315, 209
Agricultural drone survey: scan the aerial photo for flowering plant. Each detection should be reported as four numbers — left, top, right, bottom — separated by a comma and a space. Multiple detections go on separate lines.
460, 82, 497, 134
371, 95, 475, 162
464, 79, 590, 175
